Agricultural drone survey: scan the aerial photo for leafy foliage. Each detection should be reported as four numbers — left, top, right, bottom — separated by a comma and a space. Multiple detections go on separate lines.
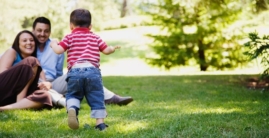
244, 32, 269, 79
142, 0, 249, 71
0, 0, 124, 51
254, 0, 269, 13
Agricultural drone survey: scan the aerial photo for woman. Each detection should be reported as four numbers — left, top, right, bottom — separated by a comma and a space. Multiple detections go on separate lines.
0, 30, 52, 110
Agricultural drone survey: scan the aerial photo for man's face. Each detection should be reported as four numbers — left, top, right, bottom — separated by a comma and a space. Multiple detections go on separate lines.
32, 23, 51, 44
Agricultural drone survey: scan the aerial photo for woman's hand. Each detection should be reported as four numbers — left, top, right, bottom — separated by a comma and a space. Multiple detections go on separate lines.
38, 81, 52, 90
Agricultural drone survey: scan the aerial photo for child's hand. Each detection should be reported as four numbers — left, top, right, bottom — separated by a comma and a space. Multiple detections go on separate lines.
114, 46, 121, 50
50, 39, 58, 48
102, 46, 121, 55
110, 46, 121, 51
49, 39, 65, 54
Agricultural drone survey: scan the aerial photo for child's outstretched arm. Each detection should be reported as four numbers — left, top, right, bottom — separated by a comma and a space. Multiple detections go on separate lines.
50, 39, 65, 54
102, 46, 121, 55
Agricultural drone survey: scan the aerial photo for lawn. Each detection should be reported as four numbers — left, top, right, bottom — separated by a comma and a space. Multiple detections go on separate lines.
1, 27, 269, 137
1, 75, 269, 137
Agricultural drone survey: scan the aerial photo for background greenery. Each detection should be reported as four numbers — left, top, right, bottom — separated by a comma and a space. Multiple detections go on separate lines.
1, 0, 269, 72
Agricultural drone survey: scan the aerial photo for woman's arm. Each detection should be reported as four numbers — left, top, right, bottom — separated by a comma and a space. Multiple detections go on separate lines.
37, 71, 52, 90
0, 49, 16, 73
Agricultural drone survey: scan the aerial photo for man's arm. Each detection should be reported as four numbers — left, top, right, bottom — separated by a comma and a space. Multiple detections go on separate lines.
56, 53, 64, 77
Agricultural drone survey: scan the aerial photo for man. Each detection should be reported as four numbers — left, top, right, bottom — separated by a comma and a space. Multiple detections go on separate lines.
33, 16, 133, 107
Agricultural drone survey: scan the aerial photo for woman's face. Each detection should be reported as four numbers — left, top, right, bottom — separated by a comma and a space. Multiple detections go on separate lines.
19, 33, 35, 58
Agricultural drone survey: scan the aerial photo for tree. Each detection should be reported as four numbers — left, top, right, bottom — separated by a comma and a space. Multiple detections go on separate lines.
0, 0, 73, 50
0, 0, 48, 50
121, 0, 128, 17
20, 0, 72, 40
75, 0, 122, 31
142, 0, 249, 71
0, 0, 123, 51
244, 32, 269, 79
255, 0, 268, 13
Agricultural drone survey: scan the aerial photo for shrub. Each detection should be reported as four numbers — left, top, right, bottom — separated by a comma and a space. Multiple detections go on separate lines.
244, 32, 269, 80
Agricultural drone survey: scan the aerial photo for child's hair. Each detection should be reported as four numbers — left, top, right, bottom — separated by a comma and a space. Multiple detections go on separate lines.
70, 8, 91, 28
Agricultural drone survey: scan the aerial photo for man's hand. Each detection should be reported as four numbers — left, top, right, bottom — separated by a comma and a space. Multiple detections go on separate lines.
38, 81, 52, 91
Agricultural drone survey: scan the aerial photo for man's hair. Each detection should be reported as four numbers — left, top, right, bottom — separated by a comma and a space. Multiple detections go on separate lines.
32, 17, 51, 31
70, 9, 91, 28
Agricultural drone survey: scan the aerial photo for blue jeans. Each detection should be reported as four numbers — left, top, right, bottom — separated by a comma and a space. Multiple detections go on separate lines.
66, 67, 106, 118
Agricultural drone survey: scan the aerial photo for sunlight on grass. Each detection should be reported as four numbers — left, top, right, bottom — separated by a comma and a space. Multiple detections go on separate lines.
1, 75, 269, 137
146, 102, 244, 115
97, 26, 159, 42
100, 58, 184, 76
188, 107, 243, 114
114, 121, 148, 132
100, 57, 263, 76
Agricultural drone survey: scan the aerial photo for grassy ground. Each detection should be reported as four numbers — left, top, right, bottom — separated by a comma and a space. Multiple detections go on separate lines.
1, 75, 269, 137
1, 27, 269, 137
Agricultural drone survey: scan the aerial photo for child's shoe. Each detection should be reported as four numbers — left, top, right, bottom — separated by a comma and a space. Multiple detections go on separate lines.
68, 108, 79, 130
95, 123, 108, 131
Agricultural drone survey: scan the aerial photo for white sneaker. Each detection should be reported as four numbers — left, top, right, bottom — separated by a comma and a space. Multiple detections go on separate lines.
48, 89, 66, 107
68, 108, 79, 130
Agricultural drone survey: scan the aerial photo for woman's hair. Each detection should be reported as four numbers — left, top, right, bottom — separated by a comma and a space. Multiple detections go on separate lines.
11, 30, 39, 59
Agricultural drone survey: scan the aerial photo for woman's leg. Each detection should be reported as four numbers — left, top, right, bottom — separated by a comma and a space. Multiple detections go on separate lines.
0, 57, 52, 110
17, 66, 38, 101
0, 98, 43, 111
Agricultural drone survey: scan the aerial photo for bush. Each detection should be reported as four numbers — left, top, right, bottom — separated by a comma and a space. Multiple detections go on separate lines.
244, 32, 269, 80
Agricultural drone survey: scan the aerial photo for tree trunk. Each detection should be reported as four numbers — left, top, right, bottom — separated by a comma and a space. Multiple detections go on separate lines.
256, 0, 267, 12
198, 40, 208, 71
121, 0, 127, 18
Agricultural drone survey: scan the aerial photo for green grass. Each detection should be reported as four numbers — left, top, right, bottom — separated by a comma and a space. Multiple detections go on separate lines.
1, 75, 269, 138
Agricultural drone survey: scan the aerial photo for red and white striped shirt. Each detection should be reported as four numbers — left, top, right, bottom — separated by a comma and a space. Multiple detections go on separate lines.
59, 28, 108, 70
